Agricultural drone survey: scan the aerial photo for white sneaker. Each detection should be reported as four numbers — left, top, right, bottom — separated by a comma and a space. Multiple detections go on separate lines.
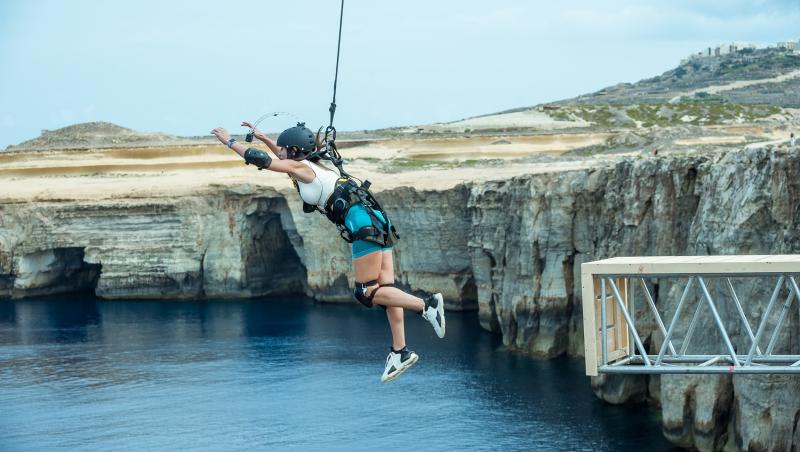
381, 347, 419, 383
421, 293, 445, 338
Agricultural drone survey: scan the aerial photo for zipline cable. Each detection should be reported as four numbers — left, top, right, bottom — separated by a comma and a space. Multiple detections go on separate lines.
327, 0, 345, 140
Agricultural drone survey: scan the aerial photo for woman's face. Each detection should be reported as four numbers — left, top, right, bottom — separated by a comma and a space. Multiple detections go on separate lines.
277, 146, 289, 160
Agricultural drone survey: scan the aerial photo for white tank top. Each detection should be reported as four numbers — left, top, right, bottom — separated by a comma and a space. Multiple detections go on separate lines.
295, 160, 340, 208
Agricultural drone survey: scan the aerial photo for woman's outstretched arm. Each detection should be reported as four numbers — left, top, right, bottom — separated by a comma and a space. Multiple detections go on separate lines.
210, 126, 314, 182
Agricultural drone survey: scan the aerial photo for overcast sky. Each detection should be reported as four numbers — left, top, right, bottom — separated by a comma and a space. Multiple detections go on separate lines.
1, 0, 799, 148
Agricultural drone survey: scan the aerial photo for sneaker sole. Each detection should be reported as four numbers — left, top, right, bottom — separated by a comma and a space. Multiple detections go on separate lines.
381, 354, 419, 383
435, 293, 446, 338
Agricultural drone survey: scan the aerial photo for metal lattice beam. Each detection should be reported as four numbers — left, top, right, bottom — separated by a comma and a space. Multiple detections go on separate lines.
581, 256, 800, 376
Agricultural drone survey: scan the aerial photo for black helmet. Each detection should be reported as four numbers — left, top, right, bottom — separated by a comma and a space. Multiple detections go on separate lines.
277, 122, 316, 160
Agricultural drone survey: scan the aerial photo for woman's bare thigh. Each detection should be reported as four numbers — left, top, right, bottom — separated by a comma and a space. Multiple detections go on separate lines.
353, 250, 382, 283
378, 250, 394, 285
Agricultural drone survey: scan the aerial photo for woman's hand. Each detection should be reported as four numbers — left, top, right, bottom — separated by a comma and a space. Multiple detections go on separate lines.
241, 121, 266, 141
211, 127, 230, 144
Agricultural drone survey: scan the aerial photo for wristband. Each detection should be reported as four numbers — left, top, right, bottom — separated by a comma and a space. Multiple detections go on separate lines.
227, 138, 236, 149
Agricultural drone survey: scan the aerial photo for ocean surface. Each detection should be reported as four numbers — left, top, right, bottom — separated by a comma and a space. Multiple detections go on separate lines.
0, 295, 677, 451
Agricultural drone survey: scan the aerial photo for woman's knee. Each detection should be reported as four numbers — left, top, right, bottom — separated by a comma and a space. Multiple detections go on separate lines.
353, 280, 380, 308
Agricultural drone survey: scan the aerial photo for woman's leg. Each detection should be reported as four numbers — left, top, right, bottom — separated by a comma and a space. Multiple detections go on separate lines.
376, 250, 407, 351
353, 249, 425, 351
353, 250, 424, 312
353, 249, 420, 381
353, 250, 445, 340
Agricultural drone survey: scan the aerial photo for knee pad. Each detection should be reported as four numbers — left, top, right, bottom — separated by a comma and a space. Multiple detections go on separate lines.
354, 279, 378, 308
353, 281, 396, 309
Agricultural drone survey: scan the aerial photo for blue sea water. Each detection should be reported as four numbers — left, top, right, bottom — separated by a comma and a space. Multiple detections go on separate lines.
0, 296, 677, 451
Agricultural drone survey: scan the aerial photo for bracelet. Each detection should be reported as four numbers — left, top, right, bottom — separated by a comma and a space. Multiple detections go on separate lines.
227, 138, 236, 149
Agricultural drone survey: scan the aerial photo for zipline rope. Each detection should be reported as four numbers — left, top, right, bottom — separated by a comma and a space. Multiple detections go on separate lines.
327, 0, 345, 139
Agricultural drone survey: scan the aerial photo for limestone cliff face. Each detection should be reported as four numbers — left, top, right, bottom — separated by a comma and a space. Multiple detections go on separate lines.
0, 182, 476, 307
468, 147, 800, 451
1, 146, 798, 449
468, 155, 704, 356
0, 186, 307, 299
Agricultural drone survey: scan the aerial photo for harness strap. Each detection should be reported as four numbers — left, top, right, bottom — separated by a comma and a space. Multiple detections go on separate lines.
370, 283, 395, 303
355, 190, 399, 242
350, 226, 381, 241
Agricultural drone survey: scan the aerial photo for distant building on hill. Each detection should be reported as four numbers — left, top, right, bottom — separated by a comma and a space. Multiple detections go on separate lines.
732, 42, 756, 52
680, 41, 790, 64
715, 44, 735, 56
681, 42, 755, 64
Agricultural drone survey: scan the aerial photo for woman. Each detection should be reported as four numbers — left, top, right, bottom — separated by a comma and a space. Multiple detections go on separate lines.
211, 122, 445, 382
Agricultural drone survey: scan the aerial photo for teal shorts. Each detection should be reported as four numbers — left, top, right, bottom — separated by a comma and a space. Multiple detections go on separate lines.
345, 203, 393, 259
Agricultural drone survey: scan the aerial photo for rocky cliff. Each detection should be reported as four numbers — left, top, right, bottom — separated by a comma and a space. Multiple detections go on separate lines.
471, 145, 800, 451
1, 145, 799, 449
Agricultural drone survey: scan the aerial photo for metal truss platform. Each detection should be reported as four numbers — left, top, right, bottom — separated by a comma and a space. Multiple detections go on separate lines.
581, 256, 800, 376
